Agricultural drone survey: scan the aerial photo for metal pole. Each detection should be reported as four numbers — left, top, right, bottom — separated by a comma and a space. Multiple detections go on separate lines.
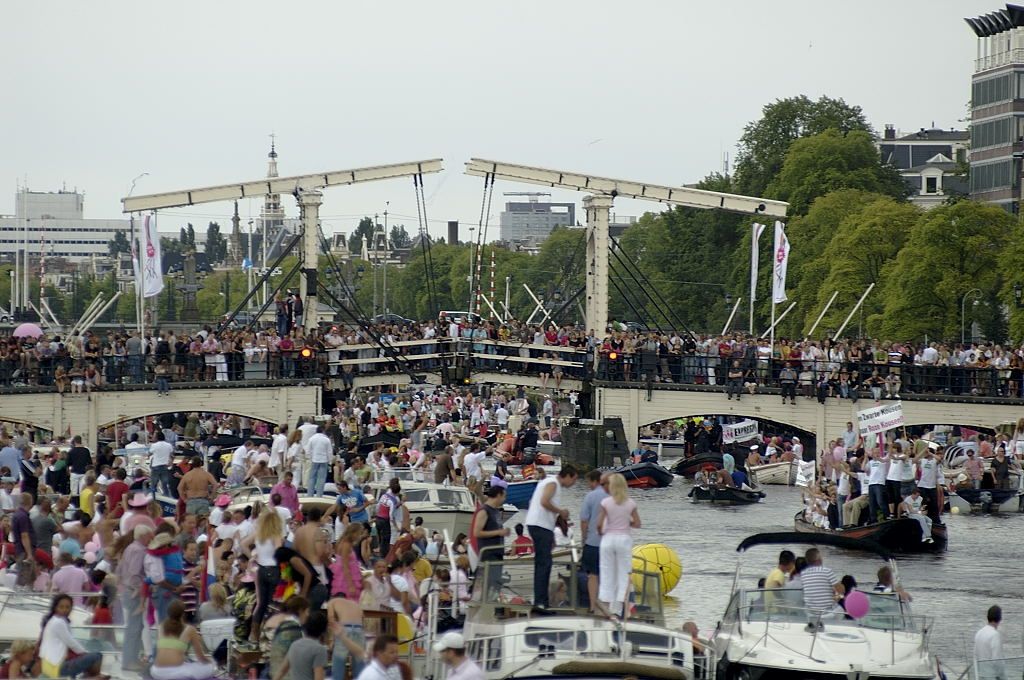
504, 275, 511, 322
761, 301, 796, 339
582, 194, 612, 336
722, 296, 742, 335
834, 283, 875, 339
807, 290, 840, 339
960, 288, 982, 344
383, 206, 389, 315
769, 301, 776, 348
70, 293, 105, 338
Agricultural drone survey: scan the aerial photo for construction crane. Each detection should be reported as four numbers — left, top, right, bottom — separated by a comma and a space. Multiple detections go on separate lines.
464, 158, 788, 335
122, 159, 444, 332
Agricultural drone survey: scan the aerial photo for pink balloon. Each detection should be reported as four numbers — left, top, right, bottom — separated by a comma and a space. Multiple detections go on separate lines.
844, 590, 870, 619
83, 551, 97, 564
84, 541, 99, 552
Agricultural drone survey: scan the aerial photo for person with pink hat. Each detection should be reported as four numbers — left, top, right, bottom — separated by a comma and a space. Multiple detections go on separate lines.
120, 492, 156, 537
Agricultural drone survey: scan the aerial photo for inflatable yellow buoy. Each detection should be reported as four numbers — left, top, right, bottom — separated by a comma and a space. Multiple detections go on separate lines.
950, 506, 961, 515
631, 543, 682, 596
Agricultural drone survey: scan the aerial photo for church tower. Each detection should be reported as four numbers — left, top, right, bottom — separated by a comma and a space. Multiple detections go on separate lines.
259, 136, 286, 254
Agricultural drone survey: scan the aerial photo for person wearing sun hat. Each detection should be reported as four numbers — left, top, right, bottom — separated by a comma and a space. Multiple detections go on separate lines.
432, 631, 484, 680
209, 493, 232, 527
120, 491, 156, 536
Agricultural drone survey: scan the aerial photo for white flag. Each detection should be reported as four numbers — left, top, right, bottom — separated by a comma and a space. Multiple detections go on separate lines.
138, 214, 164, 298
771, 220, 790, 304
750, 222, 766, 304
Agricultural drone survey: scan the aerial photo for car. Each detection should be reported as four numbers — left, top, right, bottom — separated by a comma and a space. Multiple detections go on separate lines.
438, 310, 483, 325
371, 313, 415, 327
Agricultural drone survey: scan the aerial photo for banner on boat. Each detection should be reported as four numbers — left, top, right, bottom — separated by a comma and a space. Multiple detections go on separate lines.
723, 419, 759, 444
856, 402, 905, 436
796, 460, 816, 487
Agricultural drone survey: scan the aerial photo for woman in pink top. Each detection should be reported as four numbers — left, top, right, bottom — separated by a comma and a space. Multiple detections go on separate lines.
596, 473, 641, 620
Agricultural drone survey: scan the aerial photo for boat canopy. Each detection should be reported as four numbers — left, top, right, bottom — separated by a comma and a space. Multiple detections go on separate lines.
736, 532, 893, 560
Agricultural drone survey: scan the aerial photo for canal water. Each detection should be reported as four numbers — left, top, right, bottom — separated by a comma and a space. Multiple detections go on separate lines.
551, 480, 1024, 672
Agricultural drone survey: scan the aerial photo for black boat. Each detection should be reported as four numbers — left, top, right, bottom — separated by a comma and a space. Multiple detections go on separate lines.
688, 484, 764, 504
948, 487, 1022, 514
605, 461, 674, 489
793, 511, 947, 553
357, 430, 404, 453
672, 453, 724, 478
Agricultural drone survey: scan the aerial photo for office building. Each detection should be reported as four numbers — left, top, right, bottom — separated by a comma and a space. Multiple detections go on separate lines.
499, 193, 575, 244
0, 189, 130, 263
964, 4, 1024, 211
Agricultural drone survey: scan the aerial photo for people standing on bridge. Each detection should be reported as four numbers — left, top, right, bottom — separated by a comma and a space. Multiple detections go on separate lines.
779, 362, 797, 405
725, 360, 745, 401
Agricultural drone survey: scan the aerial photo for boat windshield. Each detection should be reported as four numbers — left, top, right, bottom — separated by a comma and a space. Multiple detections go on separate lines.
469, 549, 665, 623
724, 588, 926, 632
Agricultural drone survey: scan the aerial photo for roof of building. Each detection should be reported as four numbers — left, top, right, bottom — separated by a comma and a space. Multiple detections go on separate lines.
889, 128, 969, 142
905, 162, 961, 173
965, 4, 1024, 37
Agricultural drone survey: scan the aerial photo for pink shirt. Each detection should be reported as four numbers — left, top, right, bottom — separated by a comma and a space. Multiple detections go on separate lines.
600, 497, 637, 536
51, 565, 92, 604
270, 482, 300, 514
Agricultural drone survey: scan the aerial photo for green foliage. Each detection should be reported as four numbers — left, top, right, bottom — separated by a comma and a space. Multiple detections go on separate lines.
390, 225, 412, 249
205, 222, 228, 264
108, 230, 131, 258
180, 224, 196, 248
733, 95, 872, 197
348, 217, 376, 254
875, 201, 1017, 340
766, 129, 907, 215
161, 236, 183, 259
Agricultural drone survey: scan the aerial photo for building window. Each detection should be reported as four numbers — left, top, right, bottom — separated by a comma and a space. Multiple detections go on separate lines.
925, 177, 938, 194
971, 160, 1014, 193
974, 73, 1013, 107
972, 117, 1014, 149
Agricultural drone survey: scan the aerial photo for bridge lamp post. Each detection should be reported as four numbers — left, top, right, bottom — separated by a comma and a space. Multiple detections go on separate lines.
961, 288, 983, 344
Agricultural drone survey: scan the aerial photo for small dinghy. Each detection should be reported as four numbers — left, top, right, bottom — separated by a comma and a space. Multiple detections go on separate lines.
608, 461, 674, 489
688, 484, 764, 504
672, 453, 723, 478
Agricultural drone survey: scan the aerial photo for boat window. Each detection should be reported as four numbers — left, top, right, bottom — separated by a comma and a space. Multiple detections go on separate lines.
612, 630, 673, 650
524, 627, 587, 651
403, 489, 431, 503
739, 589, 920, 631
436, 489, 467, 506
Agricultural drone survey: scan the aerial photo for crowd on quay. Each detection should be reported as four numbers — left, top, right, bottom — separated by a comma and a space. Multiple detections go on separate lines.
0, 382, 576, 680
4, 313, 1024, 401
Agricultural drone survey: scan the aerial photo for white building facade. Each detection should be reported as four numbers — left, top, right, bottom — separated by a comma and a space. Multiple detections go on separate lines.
0, 189, 129, 262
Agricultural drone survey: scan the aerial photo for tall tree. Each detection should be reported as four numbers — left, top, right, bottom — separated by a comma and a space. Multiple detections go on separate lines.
348, 217, 376, 254
876, 201, 1016, 340
733, 95, 873, 198
766, 129, 907, 215
205, 222, 227, 264
390, 224, 412, 249
108, 230, 131, 257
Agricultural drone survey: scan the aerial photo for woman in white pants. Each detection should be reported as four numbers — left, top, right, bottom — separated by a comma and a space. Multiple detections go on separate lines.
596, 473, 641, 620
150, 599, 218, 680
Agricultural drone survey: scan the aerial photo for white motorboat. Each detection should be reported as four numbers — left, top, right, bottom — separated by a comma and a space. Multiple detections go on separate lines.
448, 549, 711, 680
712, 532, 938, 680
640, 437, 688, 458
367, 478, 477, 540
537, 439, 561, 456
747, 460, 797, 486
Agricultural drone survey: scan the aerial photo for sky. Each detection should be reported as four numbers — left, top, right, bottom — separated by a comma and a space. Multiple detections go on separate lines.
0, 0, 998, 240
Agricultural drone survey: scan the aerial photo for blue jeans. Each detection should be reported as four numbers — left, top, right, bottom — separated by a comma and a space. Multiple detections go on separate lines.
61, 651, 102, 678
121, 591, 144, 670
527, 525, 554, 607
332, 624, 366, 680
156, 376, 169, 393
868, 484, 887, 523
151, 465, 173, 498
310, 462, 328, 496
128, 355, 144, 383
153, 586, 175, 624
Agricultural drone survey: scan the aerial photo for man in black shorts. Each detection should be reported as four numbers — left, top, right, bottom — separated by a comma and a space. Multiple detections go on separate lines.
578, 469, 609, 615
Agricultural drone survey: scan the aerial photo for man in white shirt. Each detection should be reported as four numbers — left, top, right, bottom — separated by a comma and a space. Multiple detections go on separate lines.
148, 431, 176, 498
270, 426, 288, 477
494, 405, 509, 431
296, 418, 319, 488
230, 442, 253, 487
524, 464, 579, 613
307, 426, 333, 497
462, 445, 487, 483
433, 632, 485, 680
356, 634, 401, 680
541, 397, 554, 428
974, 606, 1005, 680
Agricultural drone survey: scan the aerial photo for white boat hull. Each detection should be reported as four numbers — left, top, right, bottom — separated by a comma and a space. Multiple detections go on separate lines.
948, 491, 1022, 514
748, 461, 797, 485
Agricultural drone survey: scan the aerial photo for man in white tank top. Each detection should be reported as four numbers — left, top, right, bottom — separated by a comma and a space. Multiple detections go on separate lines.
524, 464, 579, 613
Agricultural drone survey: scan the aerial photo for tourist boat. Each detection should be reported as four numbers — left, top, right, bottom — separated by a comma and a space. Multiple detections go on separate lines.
367, 479, 477, 539
671, 452, 723, 478
947, 487, 1023, 514
607, 460, 675, 489
688, 484, 764, 505
793, 511, 947, 553
445, 547, 712, 680
712, 532, 939, 680
226, 485, 338, 516
747, 460, 797, 486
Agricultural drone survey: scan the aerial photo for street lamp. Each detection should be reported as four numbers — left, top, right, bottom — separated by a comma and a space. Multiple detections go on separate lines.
961, 288, 983, 344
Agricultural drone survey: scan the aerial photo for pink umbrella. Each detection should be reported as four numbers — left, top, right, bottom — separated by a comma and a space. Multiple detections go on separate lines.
12, 323, 43, 339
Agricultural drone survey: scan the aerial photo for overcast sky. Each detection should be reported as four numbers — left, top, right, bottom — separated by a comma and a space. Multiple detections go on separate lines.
0, 0, 998, 239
